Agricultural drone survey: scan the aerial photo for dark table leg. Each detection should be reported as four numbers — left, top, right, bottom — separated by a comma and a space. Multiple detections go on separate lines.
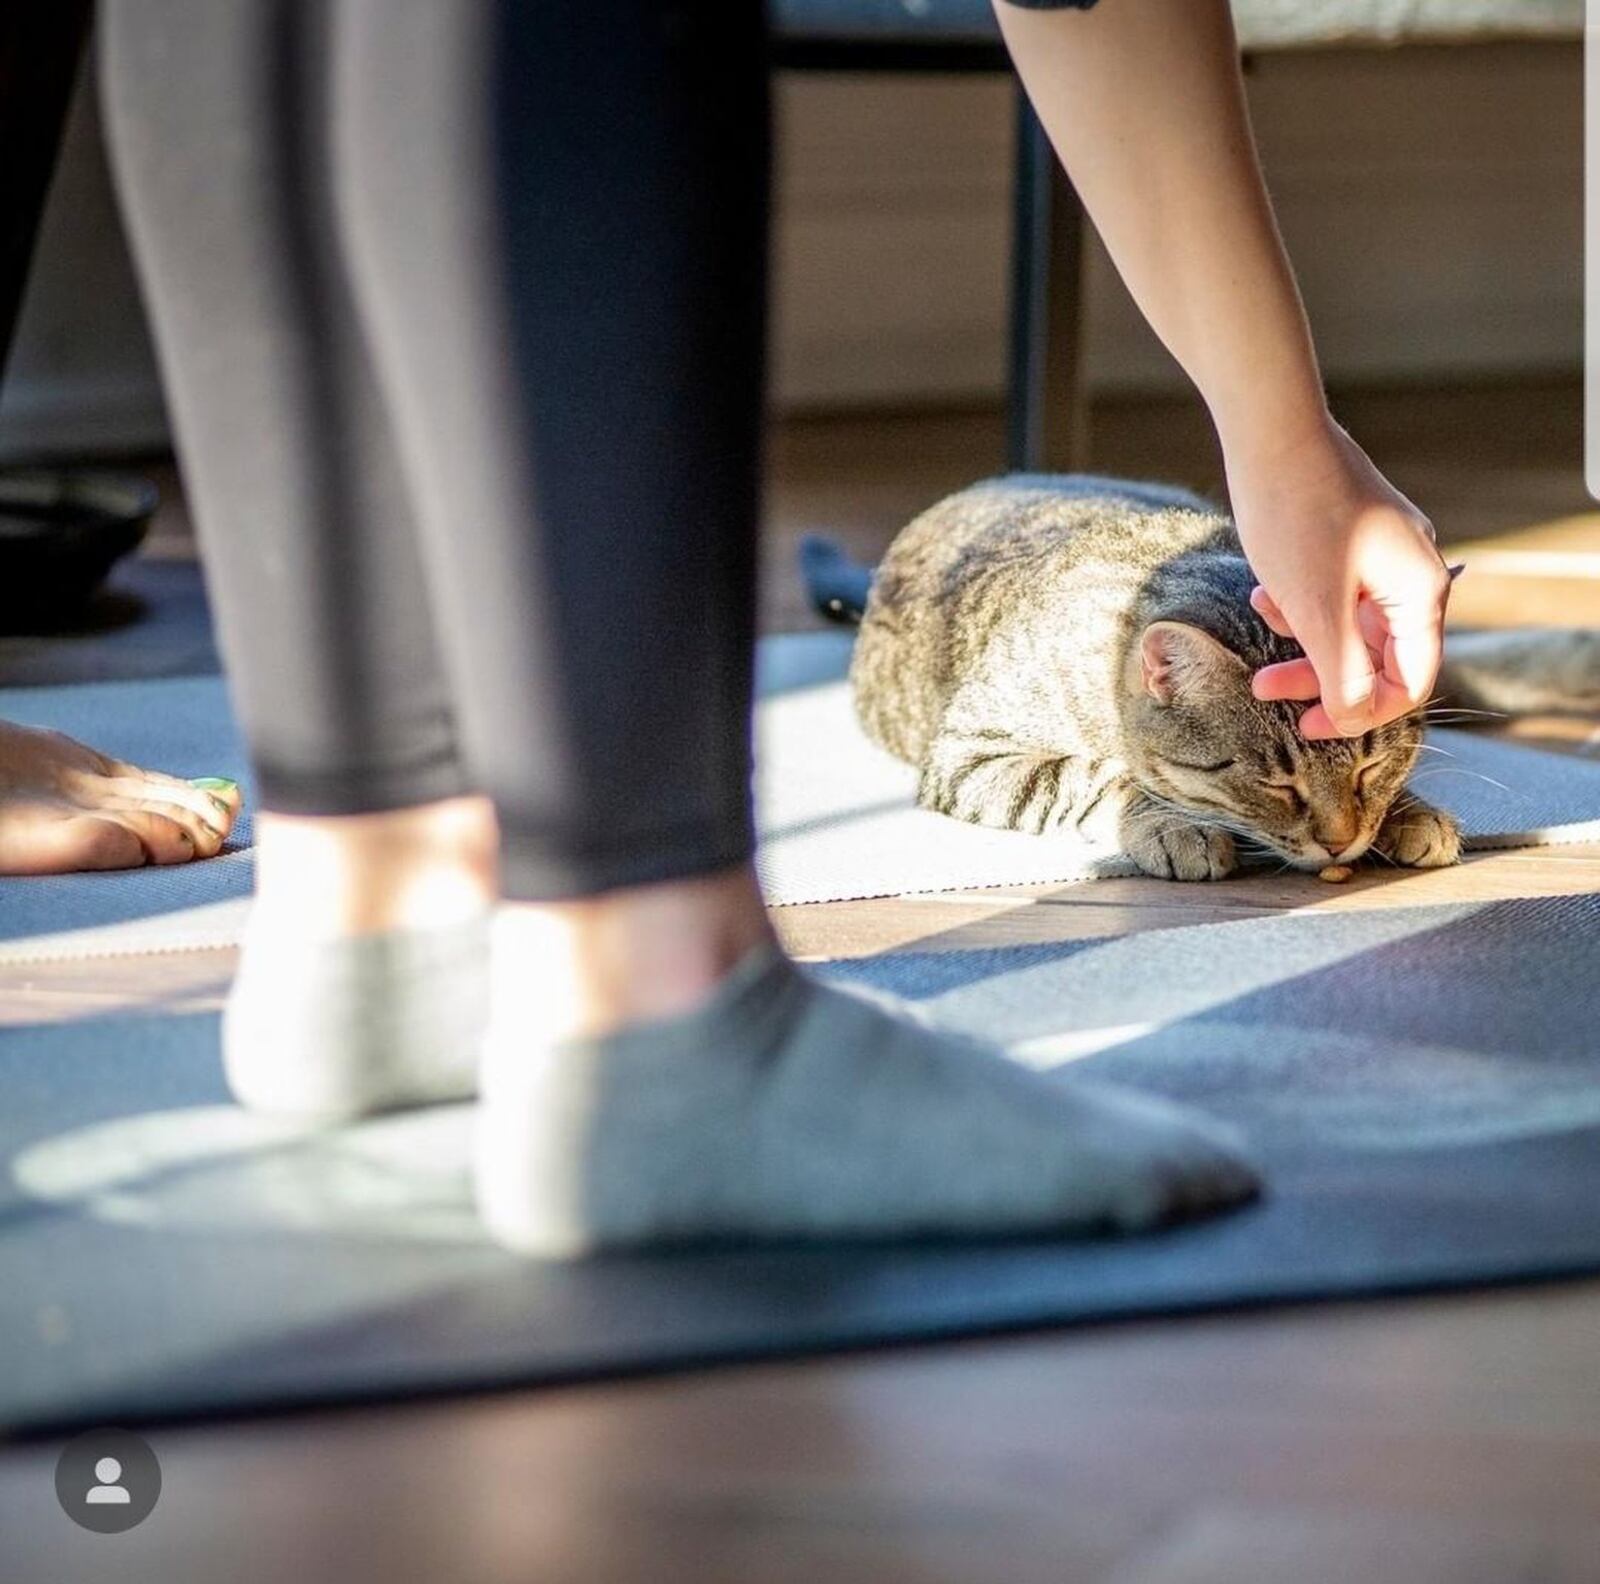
1007, 91, 1088, 474
0, 2, 95, 384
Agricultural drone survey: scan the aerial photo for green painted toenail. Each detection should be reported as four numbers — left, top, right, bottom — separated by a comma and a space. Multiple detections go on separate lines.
190, 777, 238, 793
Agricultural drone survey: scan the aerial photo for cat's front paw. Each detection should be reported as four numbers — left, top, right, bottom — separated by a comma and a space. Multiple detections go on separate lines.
1374, 802, 1461, 869
1127, 820, 1237, 882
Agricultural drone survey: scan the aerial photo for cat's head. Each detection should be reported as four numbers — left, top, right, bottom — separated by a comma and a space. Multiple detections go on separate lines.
1120, 619, 1422, 870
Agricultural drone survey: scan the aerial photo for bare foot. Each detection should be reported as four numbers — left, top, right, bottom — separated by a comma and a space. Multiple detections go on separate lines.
0, 719, 242, 875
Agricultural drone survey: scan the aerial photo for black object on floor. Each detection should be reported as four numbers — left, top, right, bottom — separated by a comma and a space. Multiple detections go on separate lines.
0, 471, 158, 632
0, 554, 219, 687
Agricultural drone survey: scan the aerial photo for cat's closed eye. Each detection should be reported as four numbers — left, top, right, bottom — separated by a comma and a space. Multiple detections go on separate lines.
1265, 781, 1306, 809
1167, 757, 1236, 773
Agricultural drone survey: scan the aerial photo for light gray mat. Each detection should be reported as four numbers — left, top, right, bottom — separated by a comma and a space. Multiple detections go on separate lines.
752, 637, 1600, 904
8, 634, 1600, 958
8, 890, 1600, 1436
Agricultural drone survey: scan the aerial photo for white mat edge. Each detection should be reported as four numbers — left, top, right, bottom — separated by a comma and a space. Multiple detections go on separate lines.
7, 812, 1599, 969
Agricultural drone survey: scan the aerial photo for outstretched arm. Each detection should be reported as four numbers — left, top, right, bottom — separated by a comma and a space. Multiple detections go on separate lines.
993, 0, 1451, 738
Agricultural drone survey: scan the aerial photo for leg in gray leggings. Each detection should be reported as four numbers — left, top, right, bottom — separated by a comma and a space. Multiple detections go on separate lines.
100, 0, 768, 898
99, 0, 465, 817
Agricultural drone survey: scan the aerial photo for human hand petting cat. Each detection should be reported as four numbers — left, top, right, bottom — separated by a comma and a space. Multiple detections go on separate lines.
1225, 416, 1452, 741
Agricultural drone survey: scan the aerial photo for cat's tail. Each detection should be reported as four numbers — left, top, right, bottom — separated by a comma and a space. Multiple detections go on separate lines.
1435, 628, 1600, 720
799, 534, 874, 626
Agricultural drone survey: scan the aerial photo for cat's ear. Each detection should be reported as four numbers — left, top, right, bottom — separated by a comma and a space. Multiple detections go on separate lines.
1136, 622, 1248, 704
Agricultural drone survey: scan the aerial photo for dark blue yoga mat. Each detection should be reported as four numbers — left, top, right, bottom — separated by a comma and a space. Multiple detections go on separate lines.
8, 546, 1600, 1437
6, 890, 1600, 1438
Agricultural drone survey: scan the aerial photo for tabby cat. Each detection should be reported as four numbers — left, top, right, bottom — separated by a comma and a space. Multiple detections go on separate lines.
842, 474, 1598, 881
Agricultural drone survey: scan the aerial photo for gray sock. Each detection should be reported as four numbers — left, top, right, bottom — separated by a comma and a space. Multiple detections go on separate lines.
224, 914, 489, 1121
475, 946, 1258, 1255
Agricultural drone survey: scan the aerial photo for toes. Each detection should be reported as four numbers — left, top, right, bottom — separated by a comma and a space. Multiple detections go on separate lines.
0, 808, 146, 875
100, 790, 229, 856
1074, 1085, 1261, 1231
104, 768, 239, 841
122, 765, 242, 822
1154, 828, 1236, 882
1111, 1143, 1258, 1230
69, 817, 150, 871
103, 808, 201, 865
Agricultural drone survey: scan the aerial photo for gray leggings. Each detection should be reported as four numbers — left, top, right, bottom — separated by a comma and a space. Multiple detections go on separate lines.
100, 0, 767, 900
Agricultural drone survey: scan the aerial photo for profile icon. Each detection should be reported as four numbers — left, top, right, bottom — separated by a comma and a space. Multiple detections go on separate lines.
86, 1457, 131, 1505
56, 1430, 160, 1533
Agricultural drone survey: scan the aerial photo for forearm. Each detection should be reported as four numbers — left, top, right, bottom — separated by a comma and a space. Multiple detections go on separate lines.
993, 0, 1327, 458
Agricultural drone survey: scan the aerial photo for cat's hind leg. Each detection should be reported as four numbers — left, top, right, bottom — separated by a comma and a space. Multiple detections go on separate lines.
917, 731, 1081, 835
918, 733, 1237, 879
918, 730, 1140, 840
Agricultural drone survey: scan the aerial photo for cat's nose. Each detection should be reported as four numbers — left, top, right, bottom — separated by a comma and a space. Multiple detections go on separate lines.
1313, 809, 1359, 852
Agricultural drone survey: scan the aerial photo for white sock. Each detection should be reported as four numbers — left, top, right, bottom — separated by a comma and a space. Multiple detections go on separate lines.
475, 946, 1257, 1256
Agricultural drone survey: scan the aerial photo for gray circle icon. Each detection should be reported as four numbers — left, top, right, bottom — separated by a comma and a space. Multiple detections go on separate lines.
55, 1429, 160, 1533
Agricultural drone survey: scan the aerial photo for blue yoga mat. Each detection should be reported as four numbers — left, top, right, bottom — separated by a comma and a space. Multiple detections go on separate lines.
0, 675, 254, 948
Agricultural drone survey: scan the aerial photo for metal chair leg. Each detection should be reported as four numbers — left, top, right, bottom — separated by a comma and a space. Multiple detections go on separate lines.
1006, 91, 1089, 474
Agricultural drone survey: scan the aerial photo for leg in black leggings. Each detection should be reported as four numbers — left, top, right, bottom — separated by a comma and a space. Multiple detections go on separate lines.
105, 0, 764, 898
331, 0, 766, 900
101, 0, 1257, 1251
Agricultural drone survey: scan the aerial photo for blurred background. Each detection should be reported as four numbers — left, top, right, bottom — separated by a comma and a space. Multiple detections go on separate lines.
0, 31, 1584, 632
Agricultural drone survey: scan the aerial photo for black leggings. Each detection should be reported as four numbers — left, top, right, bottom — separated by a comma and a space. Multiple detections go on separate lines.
99, 0, 768, 899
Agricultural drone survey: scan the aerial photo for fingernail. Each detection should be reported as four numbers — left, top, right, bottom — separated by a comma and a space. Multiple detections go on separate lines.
190, 777, 238, 793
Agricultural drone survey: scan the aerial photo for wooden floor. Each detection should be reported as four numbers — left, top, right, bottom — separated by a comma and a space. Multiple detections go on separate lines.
7, 379, 1600, 1581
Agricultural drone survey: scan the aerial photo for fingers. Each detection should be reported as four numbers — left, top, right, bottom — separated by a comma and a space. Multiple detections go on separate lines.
1249, 589, 1385, 724
1298, 675, 1421, 741
1378, 582, 1449, 705
1251, 545, 1452, 739
1251, 657, 1320, 701
1249, 588, 1377, 726
1364, 559, 1450, 718
1290, 607, 1377, 737
1384, 622, 1444, 708
1248, 586, 1294, 638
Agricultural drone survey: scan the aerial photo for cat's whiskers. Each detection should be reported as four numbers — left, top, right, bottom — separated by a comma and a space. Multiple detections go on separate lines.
1132, 788, 1288, 861
1408, 765, 1512, 795
1422, 705, 1508, 724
